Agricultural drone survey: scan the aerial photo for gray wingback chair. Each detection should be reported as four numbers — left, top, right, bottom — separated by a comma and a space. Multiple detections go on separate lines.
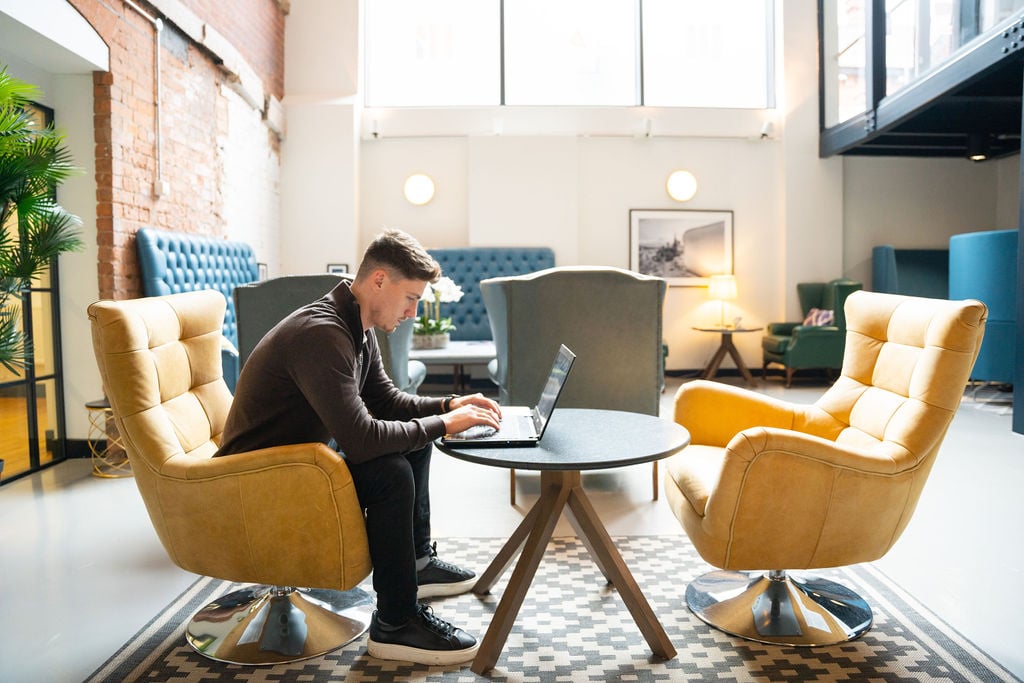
481, 266, 667, 504
234, 274, 426, 394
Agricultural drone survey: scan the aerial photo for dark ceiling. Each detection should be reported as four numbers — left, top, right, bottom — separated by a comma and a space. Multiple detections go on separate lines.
821, 16, 1024, 161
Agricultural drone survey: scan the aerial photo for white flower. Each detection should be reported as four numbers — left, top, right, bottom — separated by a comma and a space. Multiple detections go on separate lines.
423, 276, 464, 303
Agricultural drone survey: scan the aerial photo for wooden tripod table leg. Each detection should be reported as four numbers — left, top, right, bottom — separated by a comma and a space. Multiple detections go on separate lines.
471, 470, 574, 675
566, 485, 677, 660
474, 498, 542, 594
721, 334, 758, 386
701, 341, 730, 379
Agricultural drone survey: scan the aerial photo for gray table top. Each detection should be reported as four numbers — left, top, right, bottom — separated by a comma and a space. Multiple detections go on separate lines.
436, 408, 690, 471
409, 340, 497, 364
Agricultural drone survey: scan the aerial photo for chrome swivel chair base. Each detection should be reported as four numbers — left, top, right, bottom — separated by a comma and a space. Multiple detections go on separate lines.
686, 569, 872, 647
185, 585, 373, 665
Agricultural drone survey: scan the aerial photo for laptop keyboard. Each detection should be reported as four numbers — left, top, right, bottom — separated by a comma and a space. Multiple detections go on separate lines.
497, 414, 534, 438
453, 414, 534, 439
455, 424, 498, 439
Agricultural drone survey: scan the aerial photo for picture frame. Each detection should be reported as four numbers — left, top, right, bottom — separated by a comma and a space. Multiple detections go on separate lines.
629, 209, 734, 286
327, 263, 349, 274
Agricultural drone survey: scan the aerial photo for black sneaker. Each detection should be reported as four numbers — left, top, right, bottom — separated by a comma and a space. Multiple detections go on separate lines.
417, 542, 476, 598
367, 604, 479, 665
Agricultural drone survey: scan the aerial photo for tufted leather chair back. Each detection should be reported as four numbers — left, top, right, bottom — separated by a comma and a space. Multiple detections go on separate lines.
809, 292, 986, 466
428, 247, 555, 341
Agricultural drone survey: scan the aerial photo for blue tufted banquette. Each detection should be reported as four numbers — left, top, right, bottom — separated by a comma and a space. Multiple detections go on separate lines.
136, 227, 259, 391
428, 247, 555, 341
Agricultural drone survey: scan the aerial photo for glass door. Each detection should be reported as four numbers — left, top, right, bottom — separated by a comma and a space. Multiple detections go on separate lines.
0, 101, 67, 483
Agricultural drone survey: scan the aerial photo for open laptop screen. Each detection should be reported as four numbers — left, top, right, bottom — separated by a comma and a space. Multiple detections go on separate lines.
534, 344, 575, 435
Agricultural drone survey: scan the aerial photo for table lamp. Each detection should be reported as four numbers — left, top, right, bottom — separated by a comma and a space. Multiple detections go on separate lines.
708, 274, 737, 328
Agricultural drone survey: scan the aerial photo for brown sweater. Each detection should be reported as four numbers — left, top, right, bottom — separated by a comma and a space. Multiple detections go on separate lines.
217, 281, 447, 463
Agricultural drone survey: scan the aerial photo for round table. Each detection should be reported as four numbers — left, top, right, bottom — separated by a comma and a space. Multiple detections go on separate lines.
436, 408, 690, 674
692, 325, 763, 386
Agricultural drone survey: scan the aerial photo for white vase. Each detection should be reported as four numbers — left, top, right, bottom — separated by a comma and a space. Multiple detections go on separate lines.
413, 332, 450, 349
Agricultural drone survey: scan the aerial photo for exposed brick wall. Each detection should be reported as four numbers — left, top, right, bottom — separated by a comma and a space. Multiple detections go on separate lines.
185, 0, 285, 98
68, 0, 285, 300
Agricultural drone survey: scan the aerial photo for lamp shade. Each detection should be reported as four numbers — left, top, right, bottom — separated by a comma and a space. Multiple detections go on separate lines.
707, 274, 737, 301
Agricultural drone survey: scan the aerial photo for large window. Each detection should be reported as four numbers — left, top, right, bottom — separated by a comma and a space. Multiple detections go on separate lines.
364, 0, 776, 110
363, 0, 500, 106
822, 0, 1024, 127
642, 0, 774, 108
504, 0, 638, 106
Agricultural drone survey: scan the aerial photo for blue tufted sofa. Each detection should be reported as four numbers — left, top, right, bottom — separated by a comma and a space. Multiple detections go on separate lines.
136, 227, 259, 391
428, 247, 555, 341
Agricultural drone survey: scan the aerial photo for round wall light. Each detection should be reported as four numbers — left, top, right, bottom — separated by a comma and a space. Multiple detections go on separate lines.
666, 170, 698, 202
403, 173, 435, 205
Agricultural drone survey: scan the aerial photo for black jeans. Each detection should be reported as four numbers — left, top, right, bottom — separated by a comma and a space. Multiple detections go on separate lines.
344, 443, 432, 624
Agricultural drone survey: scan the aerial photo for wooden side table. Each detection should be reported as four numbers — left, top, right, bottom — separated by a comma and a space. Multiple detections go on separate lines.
437, 409, 689, 674
692, 326, 763, 386
86, 398, 132, 478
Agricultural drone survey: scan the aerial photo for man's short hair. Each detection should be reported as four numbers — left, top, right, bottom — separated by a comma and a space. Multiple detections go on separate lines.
357, 228, 441, 283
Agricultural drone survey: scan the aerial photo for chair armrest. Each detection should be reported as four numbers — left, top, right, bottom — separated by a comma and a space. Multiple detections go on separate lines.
789, 324, 839, 337
727, 426, 909, 476
766, 322, 798, 335
673, 380, 799, 446
706, 427, 916, 568
785, 325, 845, 361
155, 442, 370, 588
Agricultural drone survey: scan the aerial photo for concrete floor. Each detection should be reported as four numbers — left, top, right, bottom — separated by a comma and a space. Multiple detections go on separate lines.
1, 376, 1021, 682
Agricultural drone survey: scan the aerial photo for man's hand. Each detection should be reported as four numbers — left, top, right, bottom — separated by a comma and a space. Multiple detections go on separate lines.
441, 393, 502, 434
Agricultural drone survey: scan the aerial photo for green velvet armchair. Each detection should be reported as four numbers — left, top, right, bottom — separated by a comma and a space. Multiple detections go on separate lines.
761, 279, 862, 386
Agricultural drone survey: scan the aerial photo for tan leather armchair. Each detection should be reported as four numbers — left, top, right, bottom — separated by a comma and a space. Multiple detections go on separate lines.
88, 290, 372, 665
481, 266, 666, 504
664, 291, 986, 646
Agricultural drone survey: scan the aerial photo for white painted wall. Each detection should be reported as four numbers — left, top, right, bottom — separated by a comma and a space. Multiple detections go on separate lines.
360, 137, 469, 249
842, 156, 1005, 289
222, 86, 281, 273
282, 0, 1019, 373
1, 39, 104, 441
281, 0, 361, 275
54, 74, 102, 440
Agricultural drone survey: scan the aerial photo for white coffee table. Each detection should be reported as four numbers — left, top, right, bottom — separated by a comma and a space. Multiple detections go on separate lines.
409, 340, 497, 393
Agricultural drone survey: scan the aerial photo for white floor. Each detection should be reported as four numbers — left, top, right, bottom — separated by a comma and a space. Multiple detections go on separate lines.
1, 377, 1022, 682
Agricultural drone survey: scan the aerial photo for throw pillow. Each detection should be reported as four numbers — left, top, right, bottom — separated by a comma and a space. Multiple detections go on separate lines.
802, 308, 834, 326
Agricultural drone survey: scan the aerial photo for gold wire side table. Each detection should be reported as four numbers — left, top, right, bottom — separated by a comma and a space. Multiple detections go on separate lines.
86, 398, 132, 478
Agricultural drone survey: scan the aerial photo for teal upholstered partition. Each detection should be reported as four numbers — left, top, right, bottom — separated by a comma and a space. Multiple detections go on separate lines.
872, 245, 949, 299
949, 229, 1018, 384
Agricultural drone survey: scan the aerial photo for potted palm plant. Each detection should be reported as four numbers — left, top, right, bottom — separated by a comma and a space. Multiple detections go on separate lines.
0, 66, 83, 478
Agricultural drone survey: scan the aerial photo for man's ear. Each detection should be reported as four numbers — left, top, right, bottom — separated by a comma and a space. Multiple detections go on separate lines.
372, 268, 387, 289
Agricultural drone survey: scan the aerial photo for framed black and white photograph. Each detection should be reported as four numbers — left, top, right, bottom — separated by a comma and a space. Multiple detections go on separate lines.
629, 209, 734, 286
327, 263, 349, 274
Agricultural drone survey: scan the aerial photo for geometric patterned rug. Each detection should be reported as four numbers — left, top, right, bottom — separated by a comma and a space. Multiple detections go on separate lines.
86, 536, 1019, 683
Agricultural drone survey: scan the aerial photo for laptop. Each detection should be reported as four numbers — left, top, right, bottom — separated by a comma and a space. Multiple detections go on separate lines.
441, 344, 576, 448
